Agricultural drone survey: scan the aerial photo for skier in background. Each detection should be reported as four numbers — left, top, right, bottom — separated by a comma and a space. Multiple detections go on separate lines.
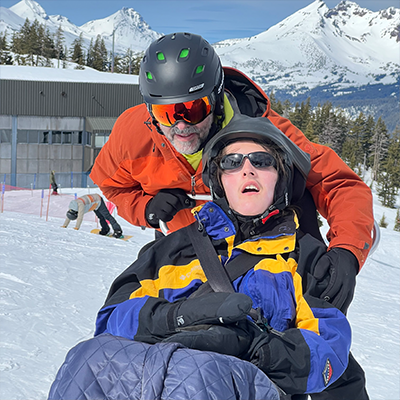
50, 170, 58, 195
62, 194, 123, 238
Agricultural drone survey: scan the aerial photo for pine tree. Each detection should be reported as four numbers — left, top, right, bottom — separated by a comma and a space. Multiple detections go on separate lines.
11, 18, 41, 65
54, 24, 65, 68
376, 128, 400, 208
0, 30, 13, 65
379, 213, 388, 228
29, 19, 42, 65
41, 27, 56, 65
304, 119, 318, 142
362, 115, 375, 169
342, 112, 366, 172
394, 209, 400, 232
289, 102, 302, 131
269, 90, 284, 115
299, 98, 312, 133
92, 35, 108, 71
282, 99, 292, 119
130, 52, 143, 75
17, 18, 32, 54
370, 117, 390, 181
70, 33, 84, 66
313, 102, 333, 138
86, 38, 94, 68
318, 114, 343, 155
387, 127, 400, 190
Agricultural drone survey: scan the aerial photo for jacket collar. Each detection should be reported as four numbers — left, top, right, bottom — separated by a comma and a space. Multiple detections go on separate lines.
193, 200, 298, 255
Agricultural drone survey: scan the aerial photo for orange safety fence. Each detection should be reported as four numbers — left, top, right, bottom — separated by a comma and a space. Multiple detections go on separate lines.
0, 187, 104, 223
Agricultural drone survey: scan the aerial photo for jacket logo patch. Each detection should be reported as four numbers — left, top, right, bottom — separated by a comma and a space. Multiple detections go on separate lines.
189, 83, 204, 93
323, 358, 333, 386
176, 315, 185, 326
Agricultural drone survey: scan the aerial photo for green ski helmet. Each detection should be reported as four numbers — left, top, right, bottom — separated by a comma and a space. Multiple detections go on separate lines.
139, 32, 225, 127
202, 114, 311, 214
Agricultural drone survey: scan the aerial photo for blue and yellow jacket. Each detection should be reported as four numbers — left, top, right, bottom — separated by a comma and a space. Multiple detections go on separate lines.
95, 201, 351, 395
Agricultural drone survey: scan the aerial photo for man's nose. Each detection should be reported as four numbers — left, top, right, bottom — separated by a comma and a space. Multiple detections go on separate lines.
174, 120, 190, 130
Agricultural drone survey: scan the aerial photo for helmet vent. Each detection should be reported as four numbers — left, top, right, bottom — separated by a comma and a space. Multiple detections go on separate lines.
146, 71, 153, 80
202, 47, 209, 57
179, 48, 189, 59
196, 65, 204, 74
156, 52, 166, 62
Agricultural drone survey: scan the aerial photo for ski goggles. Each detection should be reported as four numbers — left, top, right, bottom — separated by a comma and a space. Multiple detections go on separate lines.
220, 152, 277, 171
151, 96, 213, 127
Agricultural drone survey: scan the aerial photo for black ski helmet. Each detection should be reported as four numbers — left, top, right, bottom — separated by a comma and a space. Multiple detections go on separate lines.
66, 209, 78, 221
139, 32, 224, 111
202, 114, 311, 213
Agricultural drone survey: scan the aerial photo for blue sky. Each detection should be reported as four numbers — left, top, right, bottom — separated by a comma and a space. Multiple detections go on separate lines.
1, 0, 399, 43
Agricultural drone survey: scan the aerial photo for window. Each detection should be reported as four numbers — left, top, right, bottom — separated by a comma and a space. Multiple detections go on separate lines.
0, 129, 11, 143
52, 131, 61, 144
17, 130, 41, 143
41, 131, 49, 144
72, 131, 83, 144
94, 133, 110, 148
63, 131, 72, 144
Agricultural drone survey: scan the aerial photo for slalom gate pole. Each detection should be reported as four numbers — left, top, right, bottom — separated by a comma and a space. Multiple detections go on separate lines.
1, 183, 5, 213
46, 184, 51, 221
40, 189, 44, 218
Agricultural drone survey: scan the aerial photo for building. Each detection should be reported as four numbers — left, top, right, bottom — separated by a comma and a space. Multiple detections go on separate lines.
0, 65, 142, 189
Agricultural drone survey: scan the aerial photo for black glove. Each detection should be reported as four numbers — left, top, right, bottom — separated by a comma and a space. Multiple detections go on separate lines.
248, 332, 271, 372
135, 292, 253, 343
313, 247, 359, 314
162, 321, 255, 357
145, 189, 196, 227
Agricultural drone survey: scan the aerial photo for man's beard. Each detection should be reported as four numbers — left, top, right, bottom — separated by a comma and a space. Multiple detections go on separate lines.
167, 119, 212, 154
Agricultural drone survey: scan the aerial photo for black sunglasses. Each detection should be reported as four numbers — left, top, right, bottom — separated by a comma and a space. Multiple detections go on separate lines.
219, 152, 277, 171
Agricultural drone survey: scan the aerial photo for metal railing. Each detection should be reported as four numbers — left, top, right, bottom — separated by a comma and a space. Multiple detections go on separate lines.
1, 172, 97, 190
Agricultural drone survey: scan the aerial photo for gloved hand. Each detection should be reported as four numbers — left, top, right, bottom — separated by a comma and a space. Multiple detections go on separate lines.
162, 321, 254, 357
145, 189, 196, 228
313, 247, 359, 314
135, 292, 253, 344
248, 332, 271, 372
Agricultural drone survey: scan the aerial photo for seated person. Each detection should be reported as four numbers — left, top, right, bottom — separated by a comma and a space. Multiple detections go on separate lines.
49, 114, 350, 399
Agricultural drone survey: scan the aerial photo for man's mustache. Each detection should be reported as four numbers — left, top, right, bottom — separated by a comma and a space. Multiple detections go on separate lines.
170, 126, 199, 136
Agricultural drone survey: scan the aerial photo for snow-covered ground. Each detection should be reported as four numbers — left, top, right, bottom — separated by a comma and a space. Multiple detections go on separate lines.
0, 184, 399, 400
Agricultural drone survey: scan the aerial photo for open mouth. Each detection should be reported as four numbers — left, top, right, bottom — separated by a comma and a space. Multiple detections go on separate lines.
242, 184, 260, 194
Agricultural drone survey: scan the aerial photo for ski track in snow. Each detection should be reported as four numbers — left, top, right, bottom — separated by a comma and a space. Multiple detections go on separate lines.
0, 187, 399, 399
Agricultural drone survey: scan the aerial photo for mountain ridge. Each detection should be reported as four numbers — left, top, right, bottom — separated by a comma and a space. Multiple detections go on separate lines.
1, 0, 399, 130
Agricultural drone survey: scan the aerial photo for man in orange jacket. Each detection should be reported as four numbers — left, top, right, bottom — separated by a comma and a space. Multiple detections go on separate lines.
91, 33, 372, 399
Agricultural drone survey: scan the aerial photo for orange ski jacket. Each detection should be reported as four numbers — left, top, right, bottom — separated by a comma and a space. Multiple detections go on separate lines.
90, 67, 373, 268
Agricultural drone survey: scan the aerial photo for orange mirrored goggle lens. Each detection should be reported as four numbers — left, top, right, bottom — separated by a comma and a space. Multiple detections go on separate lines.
151, 96, 212, 127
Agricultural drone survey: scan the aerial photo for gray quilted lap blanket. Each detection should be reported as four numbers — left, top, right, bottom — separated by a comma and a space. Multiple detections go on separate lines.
48, 333, 280, 400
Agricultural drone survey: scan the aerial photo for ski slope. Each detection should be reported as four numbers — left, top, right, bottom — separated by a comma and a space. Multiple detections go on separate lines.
0, 186, 399, 399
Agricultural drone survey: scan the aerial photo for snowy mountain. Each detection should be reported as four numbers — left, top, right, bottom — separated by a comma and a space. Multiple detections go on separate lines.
214, 0, 400, 130
1, 0, 399, 129
79, 7, 161, 53
1, 0, 162, 54
215, 0, 399, 87
0, 180, 399, 400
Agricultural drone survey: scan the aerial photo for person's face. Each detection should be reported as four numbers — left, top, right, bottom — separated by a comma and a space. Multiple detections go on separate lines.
220, 141, 278, 216
159, 113, 213, 154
